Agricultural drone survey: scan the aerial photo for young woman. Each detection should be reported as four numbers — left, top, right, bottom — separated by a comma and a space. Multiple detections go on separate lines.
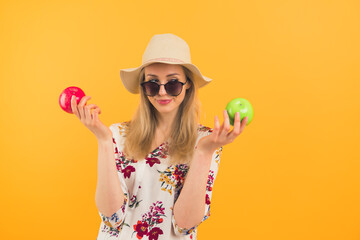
71, 33, 248, 240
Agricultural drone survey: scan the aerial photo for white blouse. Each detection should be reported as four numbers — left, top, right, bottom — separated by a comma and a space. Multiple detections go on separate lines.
97, 121, 223, 240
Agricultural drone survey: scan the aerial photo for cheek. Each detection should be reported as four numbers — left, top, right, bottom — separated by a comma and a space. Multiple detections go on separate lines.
175, 93, 186, 103
148, 97, 156, 106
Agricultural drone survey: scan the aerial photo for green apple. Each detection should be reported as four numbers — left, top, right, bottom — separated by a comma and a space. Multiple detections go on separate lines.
225, 98, 253, 126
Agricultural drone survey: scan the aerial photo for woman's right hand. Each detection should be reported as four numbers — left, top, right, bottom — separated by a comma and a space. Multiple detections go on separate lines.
71, 95, 113, 142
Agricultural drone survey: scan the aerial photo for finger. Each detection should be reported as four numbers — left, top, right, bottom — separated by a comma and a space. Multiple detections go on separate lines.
229, 112, 241, 139
71, 95, 80, 118
213, 115, 220, 137
218, 111, 227, 134
222, 110, 231, 136
93, 109, 99, 121
79, 96, 91, 107
240, 116, 248, 132
84, 104, 97, 121
78, 96, 91, 120
218, 115, 224, 133
90, 106, 102, 120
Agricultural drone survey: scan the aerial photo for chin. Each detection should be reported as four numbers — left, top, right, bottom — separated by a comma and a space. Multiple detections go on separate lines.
156, 108, 175, 113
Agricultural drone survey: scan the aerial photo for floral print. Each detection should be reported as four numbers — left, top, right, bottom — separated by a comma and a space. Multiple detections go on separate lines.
158, 164, 189, 196
146, 157, 161, 167
133, 201, 166, 240
150, 142, 169, 158
129, 194, 142, 209
99, 193, 129, 237
122, 165, 136, 178
97, 122, 223, 240
205, 170, 215, 204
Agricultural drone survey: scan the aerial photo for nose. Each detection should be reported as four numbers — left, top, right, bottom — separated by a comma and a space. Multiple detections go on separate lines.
158, 84, 167, 96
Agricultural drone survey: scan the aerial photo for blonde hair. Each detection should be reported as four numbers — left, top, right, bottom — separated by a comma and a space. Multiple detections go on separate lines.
123, 64, 202, 165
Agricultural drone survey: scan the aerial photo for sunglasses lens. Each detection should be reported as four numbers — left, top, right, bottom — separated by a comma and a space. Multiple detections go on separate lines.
142, 80, 184, 96
165, 81, 182, 96
143, 82, 159, 96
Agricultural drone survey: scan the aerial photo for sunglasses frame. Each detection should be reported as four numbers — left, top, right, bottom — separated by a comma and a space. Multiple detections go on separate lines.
140, 79, 188, 97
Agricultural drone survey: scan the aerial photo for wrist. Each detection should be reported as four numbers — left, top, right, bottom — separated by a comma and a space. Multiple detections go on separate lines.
195, 145, 215, 157
97, 136, 113, 145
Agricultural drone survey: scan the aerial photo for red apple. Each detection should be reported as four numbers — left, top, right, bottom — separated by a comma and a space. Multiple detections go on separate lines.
59, 86, 86, 114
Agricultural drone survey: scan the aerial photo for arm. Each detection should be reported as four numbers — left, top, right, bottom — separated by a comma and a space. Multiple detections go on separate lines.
173, 110, 248, 231
95, 137, 126, 223
95, 132, 129, 228
173, 147, 215, 229
70, 95, 128, 227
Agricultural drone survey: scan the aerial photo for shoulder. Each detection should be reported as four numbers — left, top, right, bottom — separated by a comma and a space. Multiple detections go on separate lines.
197, 123, 214, 138
110, 122, 212, 137
198, 123, 213, 134
109, 121, 130, 137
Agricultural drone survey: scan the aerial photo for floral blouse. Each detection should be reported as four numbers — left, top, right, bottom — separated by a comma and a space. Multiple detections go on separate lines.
97, 121, 223, 240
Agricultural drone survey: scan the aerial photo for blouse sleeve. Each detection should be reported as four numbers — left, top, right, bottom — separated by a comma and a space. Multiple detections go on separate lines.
172, 144, 223, 235
98, 123, 130, 229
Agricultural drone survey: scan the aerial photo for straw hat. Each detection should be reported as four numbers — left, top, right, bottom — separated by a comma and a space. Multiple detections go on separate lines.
119, 33, 212, 94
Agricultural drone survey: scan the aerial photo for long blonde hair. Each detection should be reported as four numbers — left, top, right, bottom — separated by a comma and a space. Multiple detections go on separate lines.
123, 64, 202, 165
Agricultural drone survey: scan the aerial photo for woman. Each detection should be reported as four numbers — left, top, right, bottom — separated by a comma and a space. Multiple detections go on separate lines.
71, 33, 248, 239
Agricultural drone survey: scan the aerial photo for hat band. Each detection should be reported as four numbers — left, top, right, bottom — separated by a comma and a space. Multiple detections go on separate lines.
143, 57, 186, 64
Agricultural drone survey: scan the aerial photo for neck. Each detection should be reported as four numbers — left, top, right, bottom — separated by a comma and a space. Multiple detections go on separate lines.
156, 110, 178, 135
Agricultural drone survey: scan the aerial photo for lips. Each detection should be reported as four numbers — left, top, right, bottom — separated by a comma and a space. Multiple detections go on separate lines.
157, 99, 172, 105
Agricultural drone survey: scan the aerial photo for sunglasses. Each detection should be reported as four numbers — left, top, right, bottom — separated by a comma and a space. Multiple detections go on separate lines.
140, 79, 188, 97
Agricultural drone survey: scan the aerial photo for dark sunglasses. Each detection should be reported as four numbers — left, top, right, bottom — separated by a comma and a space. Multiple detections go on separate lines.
140, 79, 188, 97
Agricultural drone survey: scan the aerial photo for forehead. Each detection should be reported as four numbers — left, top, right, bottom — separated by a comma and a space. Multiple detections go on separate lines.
144, 63, 184, 75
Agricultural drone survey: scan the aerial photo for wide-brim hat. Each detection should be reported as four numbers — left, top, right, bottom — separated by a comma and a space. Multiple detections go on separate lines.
120, 33, 212, 94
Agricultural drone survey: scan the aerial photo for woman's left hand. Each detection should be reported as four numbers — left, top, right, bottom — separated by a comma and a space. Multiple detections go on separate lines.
197, 110, 248, 154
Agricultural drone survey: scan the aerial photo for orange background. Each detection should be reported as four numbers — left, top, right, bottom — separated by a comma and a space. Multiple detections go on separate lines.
1, 0, 360, 239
